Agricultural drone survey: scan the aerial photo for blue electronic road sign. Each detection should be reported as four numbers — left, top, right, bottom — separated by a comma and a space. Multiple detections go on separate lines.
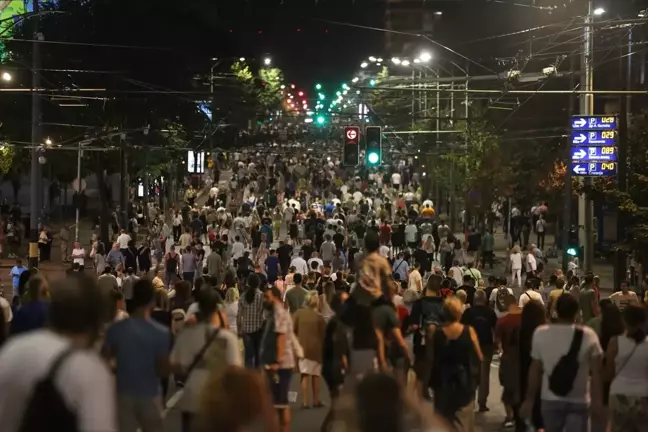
570, 146, 617, 162
571, 162, 617, 177
571, 130, 616, 146
571, 116, 617, 130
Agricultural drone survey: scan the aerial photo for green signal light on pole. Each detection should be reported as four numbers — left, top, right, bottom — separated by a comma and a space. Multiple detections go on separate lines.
369, 79, 376, 86
367, 151, 380, 165
567, 247, 578, 257
318, 93, 325, 100
315, 83, 322, 90
316, 116, 326, 125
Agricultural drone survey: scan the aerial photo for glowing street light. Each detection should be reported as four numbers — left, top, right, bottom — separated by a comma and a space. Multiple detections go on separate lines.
391, 57, 401, 65
351, 77, 359, 83
593, 7, 606, 16
263, 57, 272, 66
418, 51, 432, 63
44, 137, 53, 146
1, 72, 11, 82
368, 56, 377, 62
360, 62, 368, 68
239, 57, 246, 62
401, 60, 411, 66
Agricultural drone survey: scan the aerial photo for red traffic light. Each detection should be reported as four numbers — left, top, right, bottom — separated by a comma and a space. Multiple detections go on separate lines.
261, 82, 267, 87
298, 91, 304, 97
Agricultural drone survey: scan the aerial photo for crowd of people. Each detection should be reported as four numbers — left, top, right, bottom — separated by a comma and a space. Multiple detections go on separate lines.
0, 151, 646, 432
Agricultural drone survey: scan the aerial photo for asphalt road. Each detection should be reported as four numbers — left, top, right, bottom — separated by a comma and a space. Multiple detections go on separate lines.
163, 358, 507, 432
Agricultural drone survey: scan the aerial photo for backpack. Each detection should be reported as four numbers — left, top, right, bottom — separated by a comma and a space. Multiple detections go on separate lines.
495, 286, 510, 312
18, 348, 78, 432
433, 329, 474, 412
548, 328, 584, 396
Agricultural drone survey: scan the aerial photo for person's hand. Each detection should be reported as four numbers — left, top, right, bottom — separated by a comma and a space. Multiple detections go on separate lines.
519, 399, 533, 420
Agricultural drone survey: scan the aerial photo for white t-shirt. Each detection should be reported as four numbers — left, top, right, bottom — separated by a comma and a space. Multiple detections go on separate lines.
531, 324, 602, 403
536, 219, 546, 233
173, 215, 183, 227
510, 252, 522, 270
0, 330, 116, 432
526, 253, 537, 272
408, 270, 422, 292
170, 323, 241, 412
610, 336, 648, 397
290, 257, 309, 275
405, 224, 418, 244
391, 172, 401, 185
489, 287, 515, 318
609, 291, 639, 311
307, 257, 324, 272
116, 233, 131, 249
72, 248, 86, 266
231, 242, 245, 260
209, 186, 219, 198
519, 289, 545, 308
378, 245, 390, 258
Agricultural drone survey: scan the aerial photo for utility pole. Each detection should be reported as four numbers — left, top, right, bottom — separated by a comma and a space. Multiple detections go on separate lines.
562, 55, 575, 272
119, 135, 128, 230
579, 0, 595, 273
28, 0, 41, 269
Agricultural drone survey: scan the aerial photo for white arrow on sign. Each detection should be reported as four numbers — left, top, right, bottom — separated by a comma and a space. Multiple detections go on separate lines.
573, 165, 586, 174
573, 118, 586, 128
572, 133, 586, 144
572, 149, 587, 160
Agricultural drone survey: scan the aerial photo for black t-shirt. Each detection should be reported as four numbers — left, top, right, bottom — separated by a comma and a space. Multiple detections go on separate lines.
212, 241, 227, 257
461, 305, 497, 346
458, 285, 477, 306
333, 232, 345, 250
277, 244, 293, 263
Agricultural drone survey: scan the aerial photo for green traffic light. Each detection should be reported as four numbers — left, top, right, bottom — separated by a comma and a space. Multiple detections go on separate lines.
367, 151, 380, 165
567, 247, 578, 257
315, 83, 322, 90
316, 116, 326, 125
369, 79, 376, 86
318, 93, 325, 100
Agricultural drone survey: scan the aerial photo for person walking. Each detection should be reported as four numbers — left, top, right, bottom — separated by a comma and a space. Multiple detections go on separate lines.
293, 293, 326, 409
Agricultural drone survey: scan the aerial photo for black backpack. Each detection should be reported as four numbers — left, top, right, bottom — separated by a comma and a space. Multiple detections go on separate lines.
19, 348, 78, 432
433, 329, 474, 412
548, 328, 584, 397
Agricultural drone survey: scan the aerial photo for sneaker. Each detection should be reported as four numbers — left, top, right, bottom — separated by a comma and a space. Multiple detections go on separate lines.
503, 420, 515, 428
478, 406, 490, 413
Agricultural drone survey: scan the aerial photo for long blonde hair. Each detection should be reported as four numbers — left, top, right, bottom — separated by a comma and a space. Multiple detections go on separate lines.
224, 287, 240, 304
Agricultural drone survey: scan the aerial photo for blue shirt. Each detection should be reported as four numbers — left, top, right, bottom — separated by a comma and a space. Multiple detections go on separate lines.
105, 317, 171, 398
265, 256, 280, 280
12, 301, 48, 335
10, 265, 25, 289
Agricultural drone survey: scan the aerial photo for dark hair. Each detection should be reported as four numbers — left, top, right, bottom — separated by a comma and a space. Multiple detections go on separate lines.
556, 278, 566, 289
426, 274, 442, 293
355, 374, 404, 432
330, 290, 346, 315
600, 303, 624, 351
245, 273, 260, 304
223, 271, 237, 289
555, 293, 579, 321
197, 288, 220, 320
293, 273, 303, 285
131, 279, 155, 310
622, 305, 647, 344
363, 231, 380, 253
48, 275, 107, 338
463, 274, 474, 284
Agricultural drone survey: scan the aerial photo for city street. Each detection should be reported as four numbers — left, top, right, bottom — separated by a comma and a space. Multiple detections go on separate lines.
163, 358, 506, 431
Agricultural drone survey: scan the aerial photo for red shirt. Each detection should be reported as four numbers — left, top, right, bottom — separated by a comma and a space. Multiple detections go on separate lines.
495, 312, 522, 359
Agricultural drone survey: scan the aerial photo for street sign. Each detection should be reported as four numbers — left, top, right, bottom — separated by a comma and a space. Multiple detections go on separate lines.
571, 116, 617, 130
571, 130, 616, 146
570, 146, 617, 162
343, 126, 360, 166
571, 162, 617, 177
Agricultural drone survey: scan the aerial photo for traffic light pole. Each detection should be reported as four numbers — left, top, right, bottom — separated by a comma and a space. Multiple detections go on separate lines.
563, 55, 575, 272
579, 0, 595, 273
28, 1, 42, 269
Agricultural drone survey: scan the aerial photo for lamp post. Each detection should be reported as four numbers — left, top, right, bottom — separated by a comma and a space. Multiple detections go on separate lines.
28, 1, 42, 269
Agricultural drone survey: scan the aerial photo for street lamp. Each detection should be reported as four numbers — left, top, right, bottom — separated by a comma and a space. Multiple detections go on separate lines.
368, 56, 377, 62
1, 72, 11, 82
44, 137, 52, 146
263, 57, 272, 66
360, 62, 368, 68
391, 57, 401, 65
401, 60, 411, 66
418, 51, 432, 63
593, 7, 605, 15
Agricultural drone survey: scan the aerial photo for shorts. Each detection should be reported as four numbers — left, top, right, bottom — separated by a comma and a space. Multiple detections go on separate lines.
266, 368, 293, 408
298, 359, 322, 376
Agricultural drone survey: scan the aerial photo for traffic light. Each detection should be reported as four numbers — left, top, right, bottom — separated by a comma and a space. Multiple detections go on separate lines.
343, 126, 360, 167
315, 83, 322, 90
365, 126, 382, 167
316, 115, 326, 125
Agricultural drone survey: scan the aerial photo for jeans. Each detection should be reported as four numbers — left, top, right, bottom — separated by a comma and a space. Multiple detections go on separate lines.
243, 329, 263, 368
482, 250, 494, 269
537, 232, 546, 249
541, 400, 589, 432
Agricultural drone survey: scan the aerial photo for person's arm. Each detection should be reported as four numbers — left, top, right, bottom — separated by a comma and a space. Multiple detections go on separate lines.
520, 359, 544, 419
590, 341, 605, 411
604, 336, 618, 382
468, 326, 484, 361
